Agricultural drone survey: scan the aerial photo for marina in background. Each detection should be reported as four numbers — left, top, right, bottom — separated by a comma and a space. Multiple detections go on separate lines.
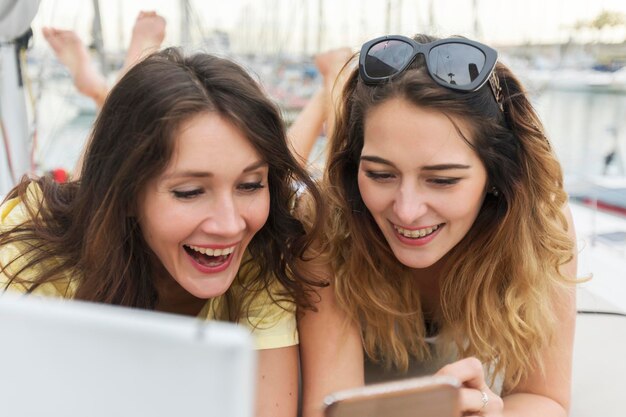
2, 0, 626, 305
2, 3, 626, 417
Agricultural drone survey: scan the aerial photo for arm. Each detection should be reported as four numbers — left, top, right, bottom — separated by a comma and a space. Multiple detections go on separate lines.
255, 346, 299, 417
436, 204, 578, 417
299, 276, 365, 417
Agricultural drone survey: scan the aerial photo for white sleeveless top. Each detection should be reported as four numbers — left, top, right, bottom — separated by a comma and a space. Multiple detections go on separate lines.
363, 336, 504, 395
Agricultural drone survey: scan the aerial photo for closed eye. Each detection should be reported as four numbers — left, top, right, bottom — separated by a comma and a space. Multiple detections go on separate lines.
237, 182, 265, 192
365, 171, 396, 181
172, 189, 204, 199
428, 177, 461, 186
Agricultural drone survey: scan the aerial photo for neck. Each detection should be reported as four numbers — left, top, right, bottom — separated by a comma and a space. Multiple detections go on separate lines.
412, 257, 446, 319
152, 263, 207, 317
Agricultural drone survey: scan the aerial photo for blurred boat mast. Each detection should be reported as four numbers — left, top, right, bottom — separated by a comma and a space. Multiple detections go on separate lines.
0, 0, 40, 195
91, 0, 106, 73
180, 0, 192, 47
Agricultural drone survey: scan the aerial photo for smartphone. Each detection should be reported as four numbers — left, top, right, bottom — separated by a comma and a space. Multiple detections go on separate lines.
323, 375, 461, 417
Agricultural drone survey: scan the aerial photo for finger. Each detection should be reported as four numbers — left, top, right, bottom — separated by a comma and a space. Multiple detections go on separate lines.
459, 387, 490, 414
435, 357, 486, 389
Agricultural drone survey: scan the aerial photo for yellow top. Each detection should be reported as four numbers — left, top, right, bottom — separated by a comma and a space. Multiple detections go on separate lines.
0, 183, 298, 350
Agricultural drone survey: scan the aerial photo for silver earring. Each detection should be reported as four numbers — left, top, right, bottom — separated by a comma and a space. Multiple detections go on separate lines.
491, 186, 500, 197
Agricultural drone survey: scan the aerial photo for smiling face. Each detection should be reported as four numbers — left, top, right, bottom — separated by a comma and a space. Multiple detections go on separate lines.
137, 112, 270, 299
358, 98, 488, 269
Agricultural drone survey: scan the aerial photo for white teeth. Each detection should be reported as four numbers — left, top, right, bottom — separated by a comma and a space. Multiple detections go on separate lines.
186, 245, 235, 256
395, 224, 440, 239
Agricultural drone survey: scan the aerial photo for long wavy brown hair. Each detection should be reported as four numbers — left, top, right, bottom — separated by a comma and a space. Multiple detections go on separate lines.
1, 48, 324, 319
324, 34, 575, 390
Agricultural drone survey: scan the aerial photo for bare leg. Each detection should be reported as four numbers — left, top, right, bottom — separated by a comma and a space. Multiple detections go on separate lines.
121, 11, 166, 74
287, 89, 326, 166
73, 11, 166, 178
287, 48, 353, 165
42, 27, 108, 108
315, 47, 353, 141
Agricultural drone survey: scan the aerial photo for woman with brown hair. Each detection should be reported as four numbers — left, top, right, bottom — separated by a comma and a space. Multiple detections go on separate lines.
299, 34, 578, 417
0, 47, 324, 417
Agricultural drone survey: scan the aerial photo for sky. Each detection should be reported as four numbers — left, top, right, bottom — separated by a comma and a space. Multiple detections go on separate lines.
29, 0, 626, 55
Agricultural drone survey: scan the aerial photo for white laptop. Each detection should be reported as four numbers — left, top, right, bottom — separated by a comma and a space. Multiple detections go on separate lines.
0, 293, 256, 417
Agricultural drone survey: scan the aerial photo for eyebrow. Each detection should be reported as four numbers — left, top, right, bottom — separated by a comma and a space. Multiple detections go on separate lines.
162, 160, 268, 180
360, 155, 470, 171
421, 163, 471, 171
243, 160, 268, 173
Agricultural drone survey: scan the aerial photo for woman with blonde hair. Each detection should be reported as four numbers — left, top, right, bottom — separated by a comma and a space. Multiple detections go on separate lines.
299, 34, 578, 417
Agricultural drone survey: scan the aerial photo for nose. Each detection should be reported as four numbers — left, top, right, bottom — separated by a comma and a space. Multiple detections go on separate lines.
392, 182, 428, 226
201, 192, 246, 238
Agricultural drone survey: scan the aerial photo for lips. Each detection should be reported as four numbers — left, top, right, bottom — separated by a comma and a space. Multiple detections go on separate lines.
393, 223, 442, 239
183, 244, 237, 273
391, 222, 445, 247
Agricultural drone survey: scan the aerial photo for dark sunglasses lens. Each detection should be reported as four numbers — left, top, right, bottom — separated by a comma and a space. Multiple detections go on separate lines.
365, 39, 414, 79
428, 43, 486, 87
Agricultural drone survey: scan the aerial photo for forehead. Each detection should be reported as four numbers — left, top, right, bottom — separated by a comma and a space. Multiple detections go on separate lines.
362, 98, 478, 164
166, 112, 263, 173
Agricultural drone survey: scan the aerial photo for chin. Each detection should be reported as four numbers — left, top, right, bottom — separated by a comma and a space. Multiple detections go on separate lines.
187, 277, 235, 299
392, 249, 441, 270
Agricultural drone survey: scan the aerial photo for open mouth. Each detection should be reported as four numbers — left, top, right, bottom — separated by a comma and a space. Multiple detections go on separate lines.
394, 223, 444, 239
183, 244, 235, 267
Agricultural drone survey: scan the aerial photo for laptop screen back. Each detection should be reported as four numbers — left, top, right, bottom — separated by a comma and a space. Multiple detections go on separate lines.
0, 294, 256, 417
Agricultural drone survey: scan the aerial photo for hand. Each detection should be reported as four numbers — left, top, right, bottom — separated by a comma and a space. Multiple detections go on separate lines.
435, 357, 504, 416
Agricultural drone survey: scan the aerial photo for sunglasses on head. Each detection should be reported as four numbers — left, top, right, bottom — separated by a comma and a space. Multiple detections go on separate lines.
359, 35, 502, 108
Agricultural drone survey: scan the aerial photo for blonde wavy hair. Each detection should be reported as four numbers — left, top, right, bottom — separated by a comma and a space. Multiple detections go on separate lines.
322, 34, 576, 391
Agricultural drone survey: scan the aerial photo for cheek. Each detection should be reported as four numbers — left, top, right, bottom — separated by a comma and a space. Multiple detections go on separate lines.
467, 179, 488, 207
138, 200, 164, 243
246, 191, 271, 233
141, 209, 178, 249
447, 184, 486, 223
357, 173, 376, 211
139, 195, 190, 248
358, 173, 389, 215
